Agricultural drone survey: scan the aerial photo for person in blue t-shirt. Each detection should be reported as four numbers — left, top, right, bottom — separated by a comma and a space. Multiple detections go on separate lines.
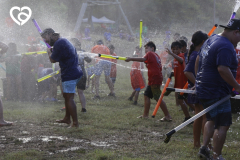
195, 19, 240, 160
184, 31, 208, 148
41, 28, 83, 128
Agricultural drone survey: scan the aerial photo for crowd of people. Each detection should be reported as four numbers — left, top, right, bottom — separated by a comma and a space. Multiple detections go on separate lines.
2, 18, 240, 159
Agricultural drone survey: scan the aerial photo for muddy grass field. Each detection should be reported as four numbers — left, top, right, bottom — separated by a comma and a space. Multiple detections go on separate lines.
1, 65, 240, 160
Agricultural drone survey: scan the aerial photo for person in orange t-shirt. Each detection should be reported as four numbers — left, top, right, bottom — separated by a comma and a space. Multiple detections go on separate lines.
91, 40, 115, 99
128, 46, 145, 105
108, 44, 117, 85
166, 41, 192, 122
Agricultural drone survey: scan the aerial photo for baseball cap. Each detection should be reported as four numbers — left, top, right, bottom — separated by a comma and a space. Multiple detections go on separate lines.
219, 19, 240, 31
41, 28, 58, 36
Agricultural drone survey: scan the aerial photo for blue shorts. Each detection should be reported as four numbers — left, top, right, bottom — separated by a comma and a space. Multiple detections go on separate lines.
135, 88, 141, 91
200, 98, 232, 128
95, 60, 111, 76
87, 66, 95, 76
62, 78, 81, 93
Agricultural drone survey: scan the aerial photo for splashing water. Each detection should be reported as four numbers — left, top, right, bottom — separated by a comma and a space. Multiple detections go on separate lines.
233, 0, 240, 12
78, 51, 148, 72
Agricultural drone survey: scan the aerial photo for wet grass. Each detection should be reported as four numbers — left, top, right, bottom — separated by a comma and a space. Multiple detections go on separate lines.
1, 66, 240, 160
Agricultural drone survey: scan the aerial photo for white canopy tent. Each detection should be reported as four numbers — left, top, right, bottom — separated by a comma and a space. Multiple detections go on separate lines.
82, 16, 115, 23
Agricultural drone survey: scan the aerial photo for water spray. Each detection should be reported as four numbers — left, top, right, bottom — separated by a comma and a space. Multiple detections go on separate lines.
32, 19, 51, 48
230, 0, 240, 19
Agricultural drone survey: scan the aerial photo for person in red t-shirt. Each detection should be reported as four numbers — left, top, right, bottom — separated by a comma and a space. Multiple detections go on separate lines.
108, 44, 117, 86
125, 41, 172, 120
166, 41, 192, 122
128, 46, 145, 105
235, 49, 240, 84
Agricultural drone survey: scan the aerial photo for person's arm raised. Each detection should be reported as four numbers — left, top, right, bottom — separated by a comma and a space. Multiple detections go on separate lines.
165, 48, 183, 63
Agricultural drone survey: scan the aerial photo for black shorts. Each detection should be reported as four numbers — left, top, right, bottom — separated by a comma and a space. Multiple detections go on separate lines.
77, 75, 87, 90
144, 85, 161, 101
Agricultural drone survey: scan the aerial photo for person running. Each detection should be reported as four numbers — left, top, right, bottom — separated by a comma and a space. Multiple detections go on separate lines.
125, 41, 172, 121
41, 28, 82, 128
0, 41, 12, 127
184, 31, 208, 148
196, 19, 240, 160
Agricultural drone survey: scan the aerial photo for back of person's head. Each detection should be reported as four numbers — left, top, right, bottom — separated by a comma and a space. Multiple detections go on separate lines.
8, 42, 17, 53
173, 33, 180, 40
179, 40, 187, 48
144, 41, 156, 52
171, 41, 182, 49
97, 40, 104, 45
188, 31, 208, 61
179, 36, 188, 43
108, 44, 115, 50
70, 38, 81, 49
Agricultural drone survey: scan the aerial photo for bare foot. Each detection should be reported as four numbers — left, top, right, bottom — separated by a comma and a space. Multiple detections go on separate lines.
68, 123, 79, 128
0, 121, 13, 127
56, 119, 71, 125
137, 115, 149, 119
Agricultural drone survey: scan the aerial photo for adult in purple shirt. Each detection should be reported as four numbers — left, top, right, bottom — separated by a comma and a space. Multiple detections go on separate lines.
195, 19, 240, 160
41, 28, 82, 128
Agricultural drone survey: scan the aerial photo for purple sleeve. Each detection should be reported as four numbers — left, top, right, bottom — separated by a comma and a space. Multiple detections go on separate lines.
50, 41, 62, 62
184, 52, 197, 76
216, 49, 233, 67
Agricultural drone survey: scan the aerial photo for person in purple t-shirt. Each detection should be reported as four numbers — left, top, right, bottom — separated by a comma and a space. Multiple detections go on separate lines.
195, 19, 240, 160
184, 31, 208, 148
41, 28, 83, 128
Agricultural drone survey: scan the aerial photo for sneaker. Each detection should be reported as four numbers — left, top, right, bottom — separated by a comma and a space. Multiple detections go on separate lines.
213, 155, 225, 160
198, 146, 211, 160
81, 108, 87, 112
133, 101, 137, 105
128, 97, 133, 101
183, 117, 193, 124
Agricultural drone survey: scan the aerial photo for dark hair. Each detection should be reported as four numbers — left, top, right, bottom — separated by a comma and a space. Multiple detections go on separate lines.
144, 41, 156, 51
70, 38, 81, 49
179, 40, 187, 47
97, 40, 104, 45
174, 33, 180, 36
8, 42, 17, 53
179, 36, 188, 43
108, 44, 115, 50
171, 41, 182, 49
188, 31, 208, 62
